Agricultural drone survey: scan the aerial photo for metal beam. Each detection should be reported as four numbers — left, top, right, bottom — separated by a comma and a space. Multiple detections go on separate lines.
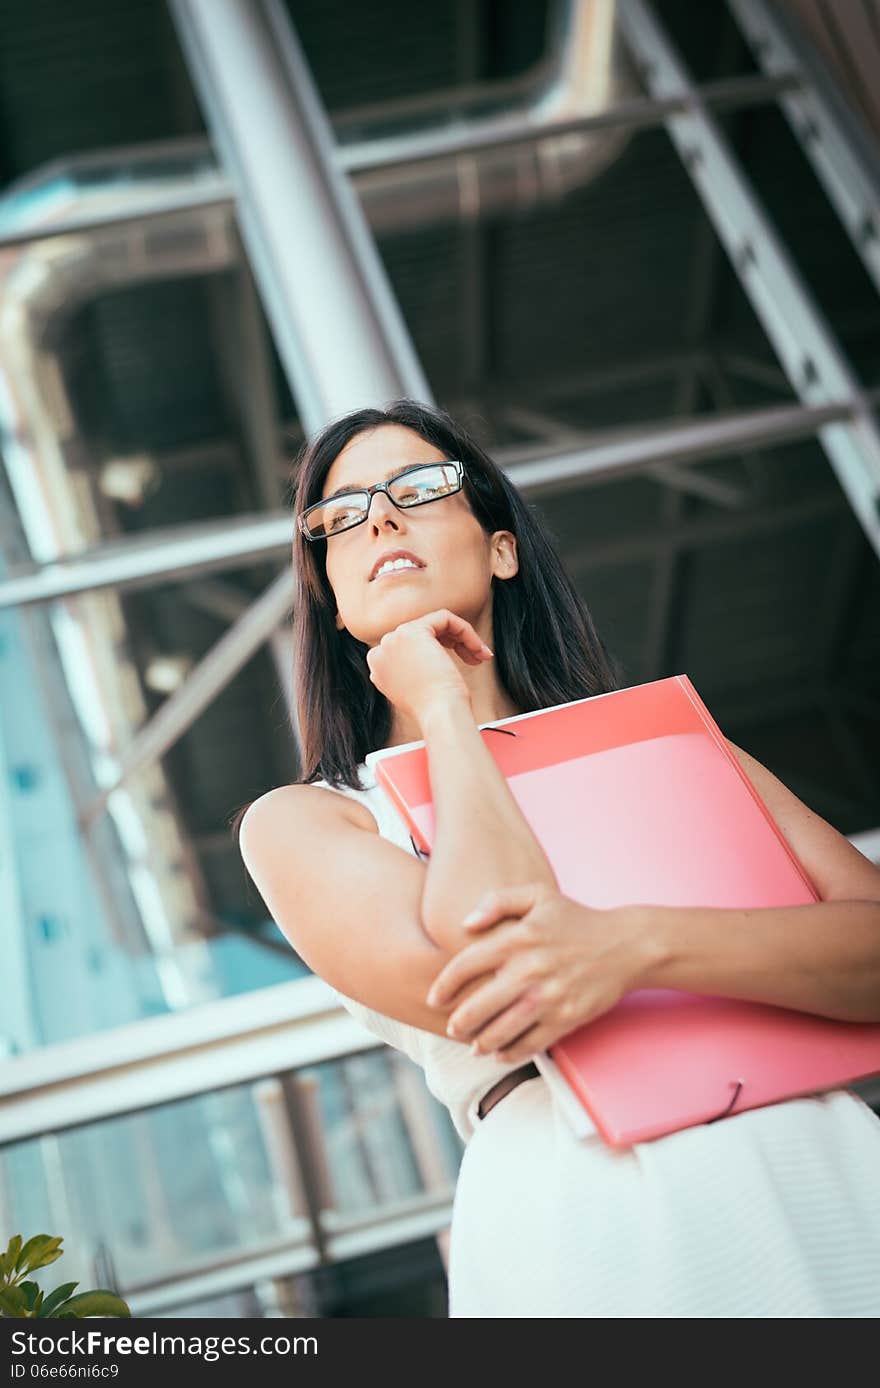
0, 74, 803, 253
566, 491, 842, 574
498, 396, 880, 496
502, 402, 746, 507
335, 71, 803, 173
167, 0, 430, 428
84, 493, 848, 826
122, 1190, 458, 1315
729, 0, 880, 295
617, 0, 880, 560
0, 397, 872, 613
3, 393, 872, 825
0, 976, 377, 1146
0, 515, 297, 610
79, 569, 294, 828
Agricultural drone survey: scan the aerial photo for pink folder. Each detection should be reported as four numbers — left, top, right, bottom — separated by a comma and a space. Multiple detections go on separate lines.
365, 676, 880, 1147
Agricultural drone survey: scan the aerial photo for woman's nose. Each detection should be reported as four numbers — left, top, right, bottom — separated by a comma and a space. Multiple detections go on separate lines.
367, 489, 400, 526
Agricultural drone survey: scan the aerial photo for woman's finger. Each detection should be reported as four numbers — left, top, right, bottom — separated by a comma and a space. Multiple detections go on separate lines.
441, 634, 486, 665
490, 1021, 544, 1065
471, 998, 546, 1055
447, 967, 536, 1043
402, 608, 489, 666
424, 609, 490, 660
426, 926, 523, 1007
461, 884, 542, 931
457, 644, 490, 666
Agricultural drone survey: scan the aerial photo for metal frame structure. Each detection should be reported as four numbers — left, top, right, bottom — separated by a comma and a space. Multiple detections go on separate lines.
2, 0, 880, 1315
0, 976, 459, 1315
166, 0, 431, 430
617, 0, 880, 565
0, 5, 875, 821
0, 976, 369, 1144
5, 389, 876, 832
728, 0, 880, 296
2, 392, 874, 613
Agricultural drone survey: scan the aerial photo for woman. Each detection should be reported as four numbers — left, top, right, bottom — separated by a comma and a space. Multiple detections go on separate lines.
237, 397, 880, 1317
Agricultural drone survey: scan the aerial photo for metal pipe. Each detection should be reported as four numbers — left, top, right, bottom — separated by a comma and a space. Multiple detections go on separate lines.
0, 75, 799, 250
0, 395, 873, 612
167, 0, 430, 428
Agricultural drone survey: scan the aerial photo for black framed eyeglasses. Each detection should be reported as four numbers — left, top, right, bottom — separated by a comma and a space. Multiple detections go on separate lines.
298, 459, 465, 541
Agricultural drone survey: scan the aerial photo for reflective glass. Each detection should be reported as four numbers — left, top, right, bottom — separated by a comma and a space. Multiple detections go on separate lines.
1, 1050, 463, 1317
302, 462, 462, 539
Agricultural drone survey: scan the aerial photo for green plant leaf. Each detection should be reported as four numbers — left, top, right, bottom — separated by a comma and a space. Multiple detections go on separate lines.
16, 1236, 63, 1276
20, 1282, 42, 1314
15, 1235, 53, 1269
0, 1285, 28, 1318
53, 1291, 130, 1319
31, 1249, 63, 1273
1, 1235, 23, 1280
38, 1283, 80, 1318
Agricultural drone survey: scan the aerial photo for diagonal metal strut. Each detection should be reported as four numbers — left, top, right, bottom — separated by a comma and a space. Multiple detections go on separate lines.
617, 0, 880, 562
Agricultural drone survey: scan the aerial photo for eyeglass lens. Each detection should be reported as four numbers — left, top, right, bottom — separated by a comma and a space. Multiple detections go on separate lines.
305, 462, 460, 538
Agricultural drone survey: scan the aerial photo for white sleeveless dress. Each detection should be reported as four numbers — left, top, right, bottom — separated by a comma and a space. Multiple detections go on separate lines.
314, 762, 880, 1317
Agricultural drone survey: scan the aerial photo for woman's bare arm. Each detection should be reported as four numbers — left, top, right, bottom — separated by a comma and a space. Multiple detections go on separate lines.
238, 783, 493, 1036
417, 695, 558, 952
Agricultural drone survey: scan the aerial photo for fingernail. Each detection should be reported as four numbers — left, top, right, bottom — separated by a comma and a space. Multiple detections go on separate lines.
482, 644, 493, 656
470, 1041, 481, 1055
462, 908, 483, 926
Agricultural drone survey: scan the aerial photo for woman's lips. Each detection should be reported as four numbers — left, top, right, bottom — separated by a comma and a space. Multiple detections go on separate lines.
373, 564, 426, 581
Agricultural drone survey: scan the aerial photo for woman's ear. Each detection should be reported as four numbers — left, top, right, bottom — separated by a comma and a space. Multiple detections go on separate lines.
492, 531, 518, 580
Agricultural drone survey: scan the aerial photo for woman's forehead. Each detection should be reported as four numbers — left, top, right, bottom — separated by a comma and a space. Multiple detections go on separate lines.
324, 425, 444, 491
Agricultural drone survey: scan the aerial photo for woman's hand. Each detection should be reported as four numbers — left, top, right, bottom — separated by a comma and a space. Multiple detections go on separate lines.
424, 882, 655, 1064
365, 608, 493, 725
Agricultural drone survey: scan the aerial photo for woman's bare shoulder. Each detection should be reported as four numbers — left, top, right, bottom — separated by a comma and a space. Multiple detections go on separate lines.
234, 774, 450, 1034
240, 780, 379, 843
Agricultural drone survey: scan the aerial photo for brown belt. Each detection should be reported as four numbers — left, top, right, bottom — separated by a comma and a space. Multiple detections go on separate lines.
476, 1061, 541, 1121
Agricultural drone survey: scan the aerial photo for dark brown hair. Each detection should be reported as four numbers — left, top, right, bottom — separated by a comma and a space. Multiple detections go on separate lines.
230, 398, 625, 839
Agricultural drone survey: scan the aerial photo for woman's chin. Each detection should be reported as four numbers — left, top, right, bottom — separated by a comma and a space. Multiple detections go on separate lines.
373, 588, 436, 614
364, 593, 441, 636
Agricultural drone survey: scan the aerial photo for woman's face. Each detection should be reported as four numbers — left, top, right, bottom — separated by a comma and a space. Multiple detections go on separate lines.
320, 424, 518, 648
